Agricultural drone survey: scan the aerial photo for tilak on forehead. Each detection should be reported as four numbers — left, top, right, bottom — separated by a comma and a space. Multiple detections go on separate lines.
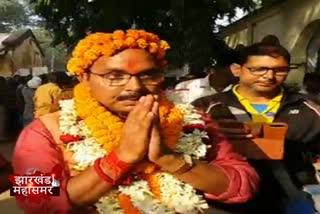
67, 29, 170, 76
126, 58, 140, 73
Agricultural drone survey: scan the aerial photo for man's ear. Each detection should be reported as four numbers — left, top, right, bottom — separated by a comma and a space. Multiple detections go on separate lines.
230, 63, 242, 77
76, 75, 83, 82
77, 73, 89, 81
78, 73, 91, 88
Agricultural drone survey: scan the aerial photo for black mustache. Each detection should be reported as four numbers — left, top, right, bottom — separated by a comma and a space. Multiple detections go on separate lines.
117, 93, 143, 101
257, 81, 276, 84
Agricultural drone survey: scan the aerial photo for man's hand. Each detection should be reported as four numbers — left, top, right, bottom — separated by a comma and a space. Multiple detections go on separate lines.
147, 100, 169, 163
148, 123, 184, 172
147, 105, 184, 172
115, 95, 157, 164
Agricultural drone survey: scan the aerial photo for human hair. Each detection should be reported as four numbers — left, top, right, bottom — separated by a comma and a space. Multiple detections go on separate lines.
39, 73, 48, 84
303, 72, 320, 82
261, 35, 281, 46
303, 72, 320, 94
188, 64, 206, 79
237, 42, 291, 65
56, 72, 71, 88
47, 72, 59, 84
215, 48, 239, 67
0, 76, 5, 84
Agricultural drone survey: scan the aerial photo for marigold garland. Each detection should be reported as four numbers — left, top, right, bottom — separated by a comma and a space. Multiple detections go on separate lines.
59, 92, 210, 213
73, 83, 183, 173
67, 29, 170, 75
118, 194, 142, 214
144, 173, 161, 200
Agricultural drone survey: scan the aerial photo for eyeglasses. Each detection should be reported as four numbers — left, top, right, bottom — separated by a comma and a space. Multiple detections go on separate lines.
90, 70, 164, 86
244, 66, 290, 76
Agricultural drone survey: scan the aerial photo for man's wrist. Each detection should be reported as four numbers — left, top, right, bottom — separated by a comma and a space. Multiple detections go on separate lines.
97, 151, 134, 184
113, 148, 139, 164
156, 154, 194, 174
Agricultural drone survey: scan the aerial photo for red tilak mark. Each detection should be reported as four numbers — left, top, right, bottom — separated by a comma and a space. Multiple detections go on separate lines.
125, 60, 140, 74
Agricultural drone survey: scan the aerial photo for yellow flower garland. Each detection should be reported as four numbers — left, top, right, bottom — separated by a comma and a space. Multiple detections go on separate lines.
67, 30, 170, 76
73, 83, 183, 174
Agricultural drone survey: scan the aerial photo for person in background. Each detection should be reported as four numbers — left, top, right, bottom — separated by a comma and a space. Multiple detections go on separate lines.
260, 34, 281, 46
0, 153, 12, 193
39, 73, 48, 85
16, 75, 33, 129
0, 77, 7, 142
50, 74, 79, 113
175, 50, 239, 104
161, 77, 178, 90
207, 64, 238, 93
21, 76, 42, 127
174, 64, 210, 103
5, 77, 20, 139
193, 42, 320, 213
300, 73, 320, 104
33, 72, 62, 118
53, 71, 71, 89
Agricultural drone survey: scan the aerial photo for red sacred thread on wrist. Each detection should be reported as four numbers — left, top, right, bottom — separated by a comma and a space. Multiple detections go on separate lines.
94, 151, 133, 185
101, 151, 133, 180
94, 158, 114, 184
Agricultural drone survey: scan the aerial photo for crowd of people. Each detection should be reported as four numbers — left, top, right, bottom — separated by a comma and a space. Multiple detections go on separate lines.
0, 72, 78, 141
0, 29, 320, 214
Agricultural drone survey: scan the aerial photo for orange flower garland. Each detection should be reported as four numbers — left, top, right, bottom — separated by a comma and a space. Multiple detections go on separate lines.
144, 173, 161, 200
67, 29, 170, 75
118, 194, 142, 214
73, 83, 183, 174
73, 83, 183, 211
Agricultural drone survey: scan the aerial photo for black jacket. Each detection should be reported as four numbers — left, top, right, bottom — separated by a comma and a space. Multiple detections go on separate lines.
193, 90, 320, 186
193, 91, 320, 213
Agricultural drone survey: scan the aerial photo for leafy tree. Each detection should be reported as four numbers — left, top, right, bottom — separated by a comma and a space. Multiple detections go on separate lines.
0, 0, 29, 32
30, 0, 284, 67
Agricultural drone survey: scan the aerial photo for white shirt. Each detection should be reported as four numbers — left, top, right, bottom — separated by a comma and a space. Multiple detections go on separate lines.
173, 75, 232, 103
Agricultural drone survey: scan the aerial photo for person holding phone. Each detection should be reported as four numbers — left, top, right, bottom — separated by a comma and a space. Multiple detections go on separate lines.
193, 42, 320, 213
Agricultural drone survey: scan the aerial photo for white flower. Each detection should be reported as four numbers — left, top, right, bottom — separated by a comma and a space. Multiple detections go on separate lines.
175, 129, 210, 159
158, 173, 209, 214
176, 104, 204, 125
78, 120, 92, 137
59, 99, 79, 135
96, 191, 122, 214
67, 126, 80, 136
59, 99, 211, 213
67, 138, 106, 170
119, 180, 174, 214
